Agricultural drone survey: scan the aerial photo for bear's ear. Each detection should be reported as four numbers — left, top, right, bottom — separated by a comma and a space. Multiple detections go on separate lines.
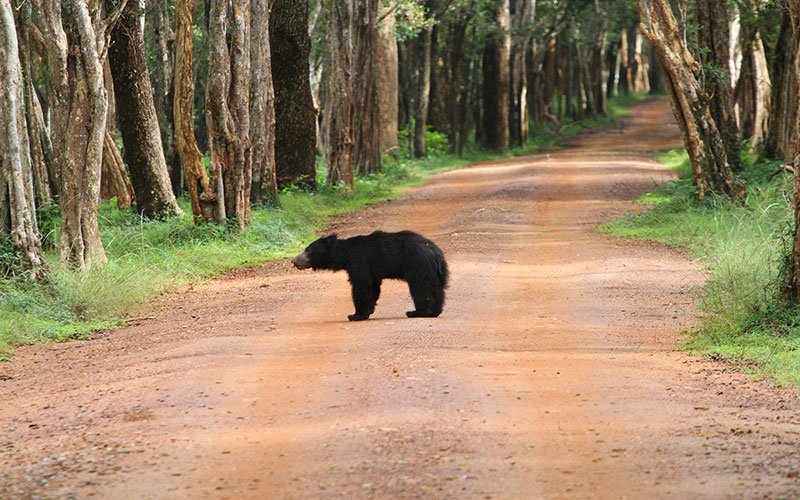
325, 234, 338, 242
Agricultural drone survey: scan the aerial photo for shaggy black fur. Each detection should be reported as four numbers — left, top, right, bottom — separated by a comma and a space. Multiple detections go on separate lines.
291, 231, 449, 321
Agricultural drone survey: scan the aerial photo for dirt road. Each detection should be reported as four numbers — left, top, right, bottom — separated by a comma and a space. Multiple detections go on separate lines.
2, 98, 799, 499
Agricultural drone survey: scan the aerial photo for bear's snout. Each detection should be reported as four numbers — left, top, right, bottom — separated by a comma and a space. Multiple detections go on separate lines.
291, 252, 312, 269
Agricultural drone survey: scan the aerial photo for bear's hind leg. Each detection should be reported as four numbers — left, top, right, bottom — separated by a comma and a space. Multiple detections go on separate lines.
406, 280, 437, 318
430, 286, 445, 317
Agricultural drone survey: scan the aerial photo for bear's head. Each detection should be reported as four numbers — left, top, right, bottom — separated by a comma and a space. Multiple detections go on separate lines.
291, 234, 338, 270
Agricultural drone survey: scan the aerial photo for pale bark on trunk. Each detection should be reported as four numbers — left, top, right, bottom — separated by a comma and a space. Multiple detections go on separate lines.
57, 0, 117, 270
226, 0, 252, 232
107, 0, 182, 219
174, 0, 218, 223
631, 27, 650, 93
376, 10, 399, 153
309, 0, 324, 156
15, 0, 52, 206
735, 23, 771, 149
510, 0, 532, 147
324, 0, 355, 190
637, 0, 744, 199
150, 0, 181, 195
205, 0, 233, 225
250, 0, 278, 206
0, 0, 46, 279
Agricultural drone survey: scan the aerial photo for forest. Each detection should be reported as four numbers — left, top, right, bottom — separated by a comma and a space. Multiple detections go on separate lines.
1, 0, 800, 377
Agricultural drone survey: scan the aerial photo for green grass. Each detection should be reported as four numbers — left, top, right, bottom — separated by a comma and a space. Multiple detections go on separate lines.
600, 148, 800, 386
0, 94, 645, 359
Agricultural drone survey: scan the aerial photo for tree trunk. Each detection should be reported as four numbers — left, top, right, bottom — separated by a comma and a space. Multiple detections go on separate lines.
605, 34, 619, 99
591, 36, 607, 115
637, 0, 744, 200
173, 0, 218, 223
59, 0, 114, 270
250, 0, 278, 206
510, 0, 533, 147
149, 0, 181, 196
205, 0, 234, 226
764, 12, 797, 161
102, 132, 134, 210
782, 1, 800, 302
0, 0, 46, 279
352, 0, 382, 175
736, 22, 771, 149
447, 13, 469, 153
631, 27, 650, 93
428, 25, 448, 136
376, 9, 399, 154
543, 35, 557, 116
107, 0, 181, 219
412, 25, 432, 158
15, 0, 52, 206
324, 0, 354, 189
225, 0, 252, 232
481, 0, 511, 151
270, 0, 317, 188
695, 0, 743, 172
619, 27, 632, 95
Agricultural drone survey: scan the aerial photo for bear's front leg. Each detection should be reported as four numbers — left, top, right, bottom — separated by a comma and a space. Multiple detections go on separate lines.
348, 279, 376, 321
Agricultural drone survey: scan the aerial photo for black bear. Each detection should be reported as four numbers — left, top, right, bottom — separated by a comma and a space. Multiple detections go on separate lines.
291, 230, 449, 321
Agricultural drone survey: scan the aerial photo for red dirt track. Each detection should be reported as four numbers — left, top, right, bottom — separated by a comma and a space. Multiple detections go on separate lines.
2, 98, 799, 498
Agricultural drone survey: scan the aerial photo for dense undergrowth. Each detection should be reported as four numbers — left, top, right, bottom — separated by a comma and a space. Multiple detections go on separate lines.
600, 149, 800, 386
0, 94, 643, 359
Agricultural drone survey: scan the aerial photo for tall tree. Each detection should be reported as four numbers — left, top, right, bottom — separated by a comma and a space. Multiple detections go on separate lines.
412, 21, 433, 158
174, 0, 220, 223
107, 0, 182, 219
0, 0, 46, 279
694, 0, 743, 172
351, 0, 382, 174
324, 0, 355, 190
149, 0, 181, 195
376, 8, 400, 153
206, 0, 253, 232
30, 0, 126, 270
250, 0, 279, 206
637, 0, 744, 199
270, 0, 317, 188
226, 0, 253, 231
734, 7, 771, 148
781, 0, 800, 302
764, 11, 798, 160
482, 0, 511, 151
15, 0, 53, 206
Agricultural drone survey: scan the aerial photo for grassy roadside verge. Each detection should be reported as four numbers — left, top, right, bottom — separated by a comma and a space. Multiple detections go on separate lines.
599, 149, 800, 386
0, 94, 647, 359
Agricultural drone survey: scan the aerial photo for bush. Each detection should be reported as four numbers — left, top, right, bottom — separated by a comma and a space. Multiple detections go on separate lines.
600, 148, 800, 386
